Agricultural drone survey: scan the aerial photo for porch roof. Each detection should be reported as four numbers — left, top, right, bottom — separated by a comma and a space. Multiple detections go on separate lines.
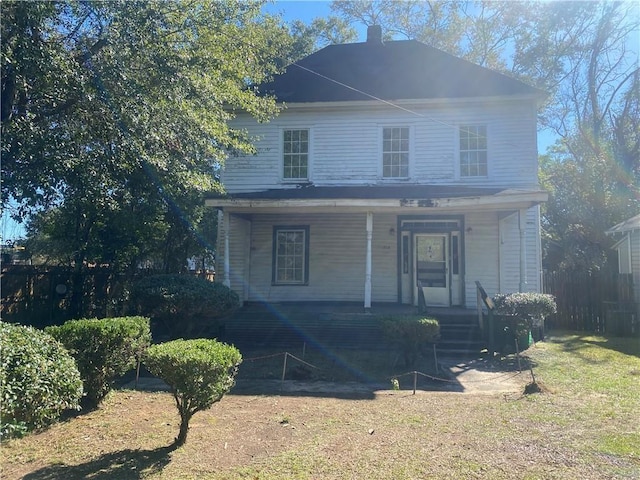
606, 214, 640, 235
205, 185, 548, 211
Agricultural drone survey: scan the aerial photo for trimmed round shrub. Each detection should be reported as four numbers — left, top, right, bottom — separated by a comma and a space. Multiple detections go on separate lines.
0, 322, 83, 439
492, 292, 557, 325
144, 338, 242, 447
46, 316, 151, 407
380, 315, 440, 368
131, 274, 239, 337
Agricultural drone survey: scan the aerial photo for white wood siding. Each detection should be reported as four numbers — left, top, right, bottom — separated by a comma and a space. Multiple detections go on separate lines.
223, 100, 539, 193
222, 118, 282, 192
499, 212, 520, 293
464, 211, 500, 308
216, 214, 251, 300
219, 213, 398, 303
370, 213, 399, 301
498, 207, 542, 294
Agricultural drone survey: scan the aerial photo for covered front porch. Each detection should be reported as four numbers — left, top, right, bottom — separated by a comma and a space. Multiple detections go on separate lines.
207, 187, 545, 310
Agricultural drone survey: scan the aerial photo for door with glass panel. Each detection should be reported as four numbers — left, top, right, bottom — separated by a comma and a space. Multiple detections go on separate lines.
414, 234, 449, 306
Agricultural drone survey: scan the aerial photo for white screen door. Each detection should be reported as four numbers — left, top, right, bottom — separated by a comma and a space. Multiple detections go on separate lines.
415, 234, 449, 306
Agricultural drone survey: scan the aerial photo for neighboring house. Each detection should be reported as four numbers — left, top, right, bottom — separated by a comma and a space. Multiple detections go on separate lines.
606, 214, 640, 311
206, 26, 547, 312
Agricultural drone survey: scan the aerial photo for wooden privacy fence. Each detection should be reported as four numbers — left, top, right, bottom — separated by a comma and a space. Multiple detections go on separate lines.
1, 265, 131, 327
543, 270, 637, 335
1, 265, 214, 327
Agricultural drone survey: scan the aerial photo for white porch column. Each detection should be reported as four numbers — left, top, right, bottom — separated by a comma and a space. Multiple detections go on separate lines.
365, 212, 373, 309
219, 209, 231, 288
519, 208, 528, 292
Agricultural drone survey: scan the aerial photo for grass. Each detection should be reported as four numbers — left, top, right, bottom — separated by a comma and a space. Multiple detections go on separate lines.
1, 331, 639, 479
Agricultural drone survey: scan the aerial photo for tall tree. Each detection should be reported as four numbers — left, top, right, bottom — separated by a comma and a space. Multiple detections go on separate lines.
516, 1, 640, 271
2, 1, 290, 273
331, 0, 466, 54
1, 0, 290, 316
288, 16, 358, 61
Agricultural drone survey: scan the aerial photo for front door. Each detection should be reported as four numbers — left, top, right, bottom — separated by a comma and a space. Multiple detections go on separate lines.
415, 234, 449, 306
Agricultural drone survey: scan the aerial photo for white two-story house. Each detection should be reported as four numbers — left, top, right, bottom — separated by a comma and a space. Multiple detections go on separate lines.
206, 26, 547, 313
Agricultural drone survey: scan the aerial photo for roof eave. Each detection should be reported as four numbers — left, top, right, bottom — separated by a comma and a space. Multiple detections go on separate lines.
272, 93, 543, 111
605, 214, 640, 235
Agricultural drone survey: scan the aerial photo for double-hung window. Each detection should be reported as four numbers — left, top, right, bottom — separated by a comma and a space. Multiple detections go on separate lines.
272, 226, 309, 285
459, 125, 488, 177
283, 129, 309, 180
382, 127, 410, 178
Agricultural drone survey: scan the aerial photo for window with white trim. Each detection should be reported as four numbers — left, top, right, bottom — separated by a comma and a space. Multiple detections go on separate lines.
382, 127, 409, 178
459, 125, 488, 177
272, 226, 309, 285
283, 129, 309, 180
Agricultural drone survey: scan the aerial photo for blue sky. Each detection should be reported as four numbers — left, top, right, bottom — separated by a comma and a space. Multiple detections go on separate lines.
265, 1, 334, 27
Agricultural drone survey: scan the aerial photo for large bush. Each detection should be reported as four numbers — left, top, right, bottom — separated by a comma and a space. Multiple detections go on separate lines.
492, 293, 557, 323
380, 315, 440, 368
46, 316, 151, 407
0, 322, 82, 439
131, 274, 239, 337
491, 293, 557, 352
144, 338, 242, 447
493, 293, 557, 333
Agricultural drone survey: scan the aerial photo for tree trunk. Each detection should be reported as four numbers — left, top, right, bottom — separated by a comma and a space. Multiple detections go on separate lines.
174, 411, 192, 447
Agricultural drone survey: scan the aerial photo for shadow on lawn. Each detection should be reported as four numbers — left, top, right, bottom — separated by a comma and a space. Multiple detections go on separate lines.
231, 373, 462, 399
582, 336, 640, 357
551, 332, 640, 359
124, 362, 465, 400
22, 445, 175, 480
125, 374, 463, 400
124, 344, 466, 399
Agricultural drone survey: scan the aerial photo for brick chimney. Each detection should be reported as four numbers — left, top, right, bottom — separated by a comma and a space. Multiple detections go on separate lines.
367, 25, 383, 44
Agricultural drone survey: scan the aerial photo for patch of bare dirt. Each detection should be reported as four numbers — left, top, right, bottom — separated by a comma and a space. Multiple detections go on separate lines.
2, 388, 629, 480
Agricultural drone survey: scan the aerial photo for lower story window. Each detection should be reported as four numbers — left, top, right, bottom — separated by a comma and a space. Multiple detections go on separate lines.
273, 226, 309, 285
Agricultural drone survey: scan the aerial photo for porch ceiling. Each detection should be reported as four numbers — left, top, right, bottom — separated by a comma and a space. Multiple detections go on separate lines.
205, 185, 548, 213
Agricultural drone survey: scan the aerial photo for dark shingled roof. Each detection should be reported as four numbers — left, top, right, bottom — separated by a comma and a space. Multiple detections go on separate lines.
213, 185, 506, 201
261, 39, 542, 103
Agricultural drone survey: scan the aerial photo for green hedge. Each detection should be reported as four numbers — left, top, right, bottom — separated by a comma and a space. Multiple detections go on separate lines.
380, 315, 440, 368
491, 293, 557, 353
131, 274, 239, 337
46, 316, 151, 407
492, 293, 557, 325
144, 338, 242, 446
0, 322, 83, 439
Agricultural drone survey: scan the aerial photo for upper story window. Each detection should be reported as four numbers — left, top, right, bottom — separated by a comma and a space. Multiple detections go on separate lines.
459, 125, 488, 177
283, 129, 309, 180
382, 127, 409, 178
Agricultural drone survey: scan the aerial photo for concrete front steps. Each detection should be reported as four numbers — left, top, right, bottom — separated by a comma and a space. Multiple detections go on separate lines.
429, 308, 486, 355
